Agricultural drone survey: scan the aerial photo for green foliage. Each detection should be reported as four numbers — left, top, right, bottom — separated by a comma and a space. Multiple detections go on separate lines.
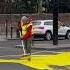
0, 0, 70, 14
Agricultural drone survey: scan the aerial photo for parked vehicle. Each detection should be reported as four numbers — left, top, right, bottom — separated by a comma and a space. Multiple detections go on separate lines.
32, 20, 70, 40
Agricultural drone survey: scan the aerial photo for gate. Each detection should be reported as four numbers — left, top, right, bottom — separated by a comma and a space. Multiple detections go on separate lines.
0, 19, 17, 40
0, 21, 6, 41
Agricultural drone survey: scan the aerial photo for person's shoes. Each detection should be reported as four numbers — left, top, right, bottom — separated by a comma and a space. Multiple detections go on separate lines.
22, 53, 30, 56
24, 53, 28, 56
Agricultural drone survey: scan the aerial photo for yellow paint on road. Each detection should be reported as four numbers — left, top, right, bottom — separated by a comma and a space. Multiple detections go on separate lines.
0, 52, 70, 70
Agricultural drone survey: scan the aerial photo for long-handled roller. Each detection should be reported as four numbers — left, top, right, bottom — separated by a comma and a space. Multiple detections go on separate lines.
19, 31, 26, 55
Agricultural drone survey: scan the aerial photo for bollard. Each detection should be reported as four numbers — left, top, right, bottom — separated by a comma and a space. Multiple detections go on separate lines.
16, 29, 20, 38
5, 19, 8, 38
6, 23, 8, 38
11, 26, 13, 39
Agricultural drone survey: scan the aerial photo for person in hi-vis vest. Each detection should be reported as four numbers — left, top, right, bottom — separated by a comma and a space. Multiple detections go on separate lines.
20, 16, 32, 55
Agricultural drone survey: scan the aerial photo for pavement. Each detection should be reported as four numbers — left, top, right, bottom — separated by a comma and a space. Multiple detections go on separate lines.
32, 43, 70, 50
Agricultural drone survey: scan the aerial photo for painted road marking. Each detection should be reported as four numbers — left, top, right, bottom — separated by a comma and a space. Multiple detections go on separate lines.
15, 45, 22, 47
0, 50, 62, 58
31, 50, 62, 55
0, 52, 70, 70
0, 46, 62, 54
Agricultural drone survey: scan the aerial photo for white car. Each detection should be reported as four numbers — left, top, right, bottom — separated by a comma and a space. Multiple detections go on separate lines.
32, 20, 70, 40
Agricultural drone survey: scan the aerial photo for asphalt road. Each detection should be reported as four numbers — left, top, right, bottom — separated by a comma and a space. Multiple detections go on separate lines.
0, 38, 70, 70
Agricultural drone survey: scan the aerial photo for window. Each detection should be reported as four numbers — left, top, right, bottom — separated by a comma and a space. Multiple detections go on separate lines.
32, 21, 41, 25
44, 21, 53, 25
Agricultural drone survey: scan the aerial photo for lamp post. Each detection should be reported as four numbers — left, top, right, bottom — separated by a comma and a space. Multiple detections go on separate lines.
53, 0, 59, 45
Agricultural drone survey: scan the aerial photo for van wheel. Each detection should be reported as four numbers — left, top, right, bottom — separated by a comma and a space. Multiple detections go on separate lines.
45, 31, 52, 41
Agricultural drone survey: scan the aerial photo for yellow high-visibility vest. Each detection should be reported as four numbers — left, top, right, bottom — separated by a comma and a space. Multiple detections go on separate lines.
21, 24, 27, 36
20, 22, 33, 37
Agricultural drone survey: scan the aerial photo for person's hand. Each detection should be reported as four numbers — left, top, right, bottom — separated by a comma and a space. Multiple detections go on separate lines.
20, 36, 23, 40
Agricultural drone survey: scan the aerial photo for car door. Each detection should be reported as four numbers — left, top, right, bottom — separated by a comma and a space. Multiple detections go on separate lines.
44, 21, 53, 33
58, 26, 65, 35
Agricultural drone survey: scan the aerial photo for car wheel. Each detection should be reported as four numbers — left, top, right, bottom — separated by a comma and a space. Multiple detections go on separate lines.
65, 31, 70, 39
45, 31, 52, 41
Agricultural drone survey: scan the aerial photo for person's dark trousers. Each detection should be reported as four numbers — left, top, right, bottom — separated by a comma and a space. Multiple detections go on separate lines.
23, 40, 27, 52
26, 37, 32, 54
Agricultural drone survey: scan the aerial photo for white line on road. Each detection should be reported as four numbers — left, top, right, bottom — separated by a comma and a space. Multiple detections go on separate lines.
15, 45, 22, 47
0, 54, 23, 58
0, 50, 62, 58
0, 47, 21, 49
31, 50, 62, 55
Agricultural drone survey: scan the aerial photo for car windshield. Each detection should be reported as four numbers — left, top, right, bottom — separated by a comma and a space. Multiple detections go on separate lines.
32, 21, 41, 25
44, 21, 53, 25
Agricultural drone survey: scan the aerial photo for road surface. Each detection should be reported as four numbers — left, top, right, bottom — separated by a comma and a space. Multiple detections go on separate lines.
0, 39, 70, 70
